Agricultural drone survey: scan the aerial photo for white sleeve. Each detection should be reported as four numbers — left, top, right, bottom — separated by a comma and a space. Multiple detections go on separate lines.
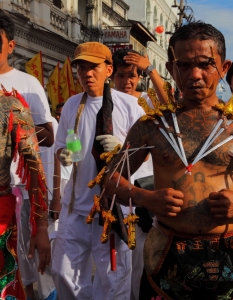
54, 104, 69, 153
52, 118, 59, 153
52, 117, 58, 136
129, 101, 145, 128
24, 79, 52, 125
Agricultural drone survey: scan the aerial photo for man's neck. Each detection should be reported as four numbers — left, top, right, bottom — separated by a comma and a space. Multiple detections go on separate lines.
0, 65, 13, 75
131, 91, 141, 98
182, 96, 220, 111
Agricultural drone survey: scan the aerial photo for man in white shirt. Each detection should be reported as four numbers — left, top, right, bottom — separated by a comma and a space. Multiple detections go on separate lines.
51, 42, 145, 300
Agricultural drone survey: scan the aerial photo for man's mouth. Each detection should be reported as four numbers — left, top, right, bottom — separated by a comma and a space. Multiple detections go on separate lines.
188, 86, 204, 91
123, 86, 131, 91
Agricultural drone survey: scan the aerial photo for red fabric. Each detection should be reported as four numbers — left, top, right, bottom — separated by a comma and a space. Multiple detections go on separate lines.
0, 193, 16, 235
110, 233, 116, 271
16, 153, 23, 176
186, 164, 193, 173
38, 173, 46, 193
14, 90, 29, 108
0, 193, 26, 299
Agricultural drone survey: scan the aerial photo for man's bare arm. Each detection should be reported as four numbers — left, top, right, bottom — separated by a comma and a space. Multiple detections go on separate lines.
35, 122, 54, 147
123, 52, 168, 103
14, 101, 51, 274
50, 153, 61, 220
103, 119, 184, 216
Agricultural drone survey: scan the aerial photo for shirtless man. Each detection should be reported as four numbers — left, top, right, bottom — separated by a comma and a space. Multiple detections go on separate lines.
105, 22, 233, 299
0, 90, 50, 299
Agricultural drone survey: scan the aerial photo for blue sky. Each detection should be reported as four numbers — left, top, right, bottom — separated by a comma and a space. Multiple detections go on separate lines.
186, 0, 233, 99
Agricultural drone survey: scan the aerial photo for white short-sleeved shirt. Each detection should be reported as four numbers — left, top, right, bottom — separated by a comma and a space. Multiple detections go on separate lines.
55, 89, 145, 215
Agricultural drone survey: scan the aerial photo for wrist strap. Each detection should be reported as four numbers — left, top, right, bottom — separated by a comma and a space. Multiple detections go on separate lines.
69, 92, 87, 214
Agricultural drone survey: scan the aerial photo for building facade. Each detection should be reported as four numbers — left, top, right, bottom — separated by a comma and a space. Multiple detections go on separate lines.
0, 0, 177, 94
124, 0, 178, 83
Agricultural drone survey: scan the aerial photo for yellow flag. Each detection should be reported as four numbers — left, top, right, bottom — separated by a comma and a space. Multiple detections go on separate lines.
46, 63, 60, 115
75, 78, 83, 94
60, 57, 76, 102
25, 52, 44, 87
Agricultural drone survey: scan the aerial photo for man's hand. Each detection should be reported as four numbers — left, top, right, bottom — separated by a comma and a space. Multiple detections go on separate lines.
96, 135, 121, 152
123, 52, 151, 73
208, 189, 233, 219
59, 149, 72, 166
28, 228, 51, 274
143, 188, 184, 217
49, 199, 61, 220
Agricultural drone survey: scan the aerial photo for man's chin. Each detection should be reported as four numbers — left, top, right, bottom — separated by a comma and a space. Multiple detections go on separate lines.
183, 91, 207, 102
122, 89, 131, 94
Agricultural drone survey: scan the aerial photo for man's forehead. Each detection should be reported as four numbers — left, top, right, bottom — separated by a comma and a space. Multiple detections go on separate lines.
174, 39, 218, 56
116, 65, 138, 73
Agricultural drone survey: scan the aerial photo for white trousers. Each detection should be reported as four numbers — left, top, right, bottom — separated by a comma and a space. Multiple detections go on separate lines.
17, 196, 56, 299
130, 225, 147, 300
60, 178, 69, 198
51, 205, 132, 300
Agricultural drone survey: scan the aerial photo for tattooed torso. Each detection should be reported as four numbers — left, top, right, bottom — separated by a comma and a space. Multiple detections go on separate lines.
0, 93, 42, 195
127, 108, 233, 234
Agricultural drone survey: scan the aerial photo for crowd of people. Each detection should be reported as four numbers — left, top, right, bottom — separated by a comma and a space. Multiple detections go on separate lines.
1, 8, 233, 300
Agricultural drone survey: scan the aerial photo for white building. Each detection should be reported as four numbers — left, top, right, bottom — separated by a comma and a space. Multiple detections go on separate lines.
124, 0, 179, 83
0, 0, 178, 96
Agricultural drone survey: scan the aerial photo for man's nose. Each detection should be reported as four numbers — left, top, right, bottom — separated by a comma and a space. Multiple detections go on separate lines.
188, 66, 202, 80
125, 77, 131, 84
85, 68, 93, 76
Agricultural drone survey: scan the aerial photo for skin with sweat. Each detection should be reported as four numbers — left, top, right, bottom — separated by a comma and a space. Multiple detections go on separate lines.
105, 39, 233, 235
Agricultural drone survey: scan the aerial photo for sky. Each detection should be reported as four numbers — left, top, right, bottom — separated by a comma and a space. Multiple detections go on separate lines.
187, 0, 233, 100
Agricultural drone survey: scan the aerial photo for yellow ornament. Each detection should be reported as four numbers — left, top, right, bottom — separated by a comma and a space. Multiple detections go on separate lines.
101, 210, 117, 244
123, 213, 139, 250
86, 194, 101, 224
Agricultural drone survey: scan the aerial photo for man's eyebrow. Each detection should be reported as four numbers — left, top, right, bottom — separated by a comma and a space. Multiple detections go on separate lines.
177, 57, 214, 63
176, 59, 191, 64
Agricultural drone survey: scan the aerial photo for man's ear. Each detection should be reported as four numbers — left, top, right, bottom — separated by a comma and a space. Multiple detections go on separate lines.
166, 61, 174, 79
221, 60, 232, 78
106, 64, 113, 78
8, 39, 15, 55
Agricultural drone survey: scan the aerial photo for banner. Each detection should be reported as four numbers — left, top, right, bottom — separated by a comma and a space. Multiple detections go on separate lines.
25, 52, 44, 87
46, 63, 60, 114
60, 57, 76, 102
